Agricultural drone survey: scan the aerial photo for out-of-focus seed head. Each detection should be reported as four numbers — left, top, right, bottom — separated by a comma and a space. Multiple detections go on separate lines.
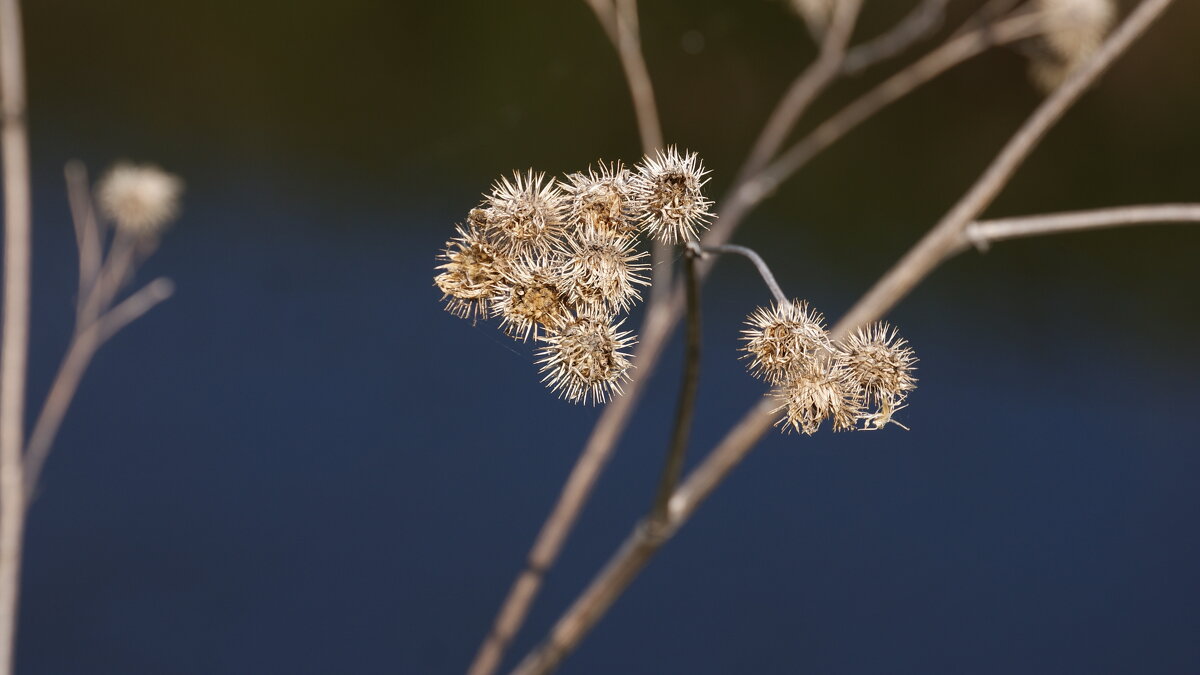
434, 225, 510, 321
96, 162, 183, 236
557, 226, 650, 316
1027, 0, 1115, 91
536, 314, 635, 405
789, 0, 838, 37
773, 362, 863, 435
834, 322, 917, 429
491, 258, 572, 341
484, 170, 568, 257
628, 147, 714, 245
560, 162, 638, 236
740, 299, 831, 385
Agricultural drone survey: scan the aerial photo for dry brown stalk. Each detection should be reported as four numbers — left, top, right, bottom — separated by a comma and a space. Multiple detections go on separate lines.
511, 0, 1177, 671
0, 0, 31, 670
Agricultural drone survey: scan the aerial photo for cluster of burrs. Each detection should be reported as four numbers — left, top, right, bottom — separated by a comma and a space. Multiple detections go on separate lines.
742, 301, 918, 435
435, 147, 714, 404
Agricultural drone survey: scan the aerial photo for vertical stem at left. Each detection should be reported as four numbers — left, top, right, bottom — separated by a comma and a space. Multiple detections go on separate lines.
0, 0, 30, 672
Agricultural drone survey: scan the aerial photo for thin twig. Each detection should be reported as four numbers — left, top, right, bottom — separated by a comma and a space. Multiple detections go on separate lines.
23, 278, 175, 495
466, 2, 667, 674
65, 161, 103, 313
710, 9, 1046, 246
843, 0, 948, 74
0, 0, 30, 671
650, 243, 702, 522
512, 0, 1176, 669
735, 0, 861, 187
957, 204, 1200, 254
78, 227, 137, 330
702, 245, 789, 306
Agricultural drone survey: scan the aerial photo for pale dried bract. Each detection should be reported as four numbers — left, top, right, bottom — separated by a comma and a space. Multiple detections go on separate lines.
556, 226, 650, 316
492, 258, 572, 341
629, 147, 714, 245
536, 314, 635, 405
484, 170, 569, 257
740, 299, 831, 385
96, 162, 183, 236
560, 162, 638, 236
434, 225, 510, 321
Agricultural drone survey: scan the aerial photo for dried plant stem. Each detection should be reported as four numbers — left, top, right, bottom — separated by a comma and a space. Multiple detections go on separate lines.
702, 245, 788, 306
65, 162, 103, 307
466, 3, 667, 674
736, 0, 861, 184
959, 204, 1200, 253
474, 8, 1046, 673
23, 278, 175, 494
512, 0, 1175, 669
0, 0, 29, 670
650, 243, 701, 521
843, 0, 947, 74
711, 9, 1045, 244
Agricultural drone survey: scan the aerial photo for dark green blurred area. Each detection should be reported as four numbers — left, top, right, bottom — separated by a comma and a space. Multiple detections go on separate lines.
25, 0, 1200, 315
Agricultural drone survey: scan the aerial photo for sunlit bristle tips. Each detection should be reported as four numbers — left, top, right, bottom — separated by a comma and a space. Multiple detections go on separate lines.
557, 226, 650, 315
434, 225, 509, 322
629, 146, 714, 245
741, 299, 831, 386
834, 322, 918, 430
560, 162, 638, 236
492, 259, 572, 342
537, 315, 635, 405
482, 170, 568, 257
740, 299, 918, 433
96, 162, 183, 236
1027, 0, 1115, 91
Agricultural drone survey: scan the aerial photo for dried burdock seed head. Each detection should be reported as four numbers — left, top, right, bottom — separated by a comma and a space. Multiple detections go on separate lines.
773, 362, 863, 436
536, 314, 635, 405
484, 170, 568, 257
557, 226, 650, 316
434, 225, 509, 321
1027, 0, 1115, 91
629, 146, 714, 245
492, 258, 572, 341
834, 322, 918, 429
96, 162, 183, 236
560, 162, 638, 236
741, 299, 831, 385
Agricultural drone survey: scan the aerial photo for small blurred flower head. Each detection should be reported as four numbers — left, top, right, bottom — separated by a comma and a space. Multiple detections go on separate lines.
96, 162, 183, 236
629, 147, 714, 245
1027, 0, 1115, 91
536, 314, 635, 405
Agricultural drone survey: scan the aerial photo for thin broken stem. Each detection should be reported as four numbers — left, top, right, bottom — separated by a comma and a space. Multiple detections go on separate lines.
650, 243, 701, 522
65, 161, 102, 312
512, 0, 1175, 669
23, 278, 175, 496
702, 245, 788, 306
957, 204, 1200, 254
0, 0, 30, 670
843, 0, 948, 74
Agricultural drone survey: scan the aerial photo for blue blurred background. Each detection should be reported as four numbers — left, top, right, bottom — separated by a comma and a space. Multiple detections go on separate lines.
12, 1, 1200, 673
